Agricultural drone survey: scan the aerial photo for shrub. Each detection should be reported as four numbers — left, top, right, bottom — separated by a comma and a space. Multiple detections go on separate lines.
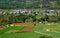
40, 35, 53, 38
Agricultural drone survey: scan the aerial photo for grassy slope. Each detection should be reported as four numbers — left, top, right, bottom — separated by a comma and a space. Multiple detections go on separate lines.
0, 25, 42, 38
33, 23, 60, 37
0, 26, 24, 34
0, 23, 60, 38
0, 32, 41, 38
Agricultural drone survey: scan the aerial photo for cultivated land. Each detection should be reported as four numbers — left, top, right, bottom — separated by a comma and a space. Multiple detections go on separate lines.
0, 23, 60, 38
33, 23, 60, 38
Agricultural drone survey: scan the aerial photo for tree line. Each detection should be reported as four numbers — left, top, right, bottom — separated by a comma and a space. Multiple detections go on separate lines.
0, 0, 60, 9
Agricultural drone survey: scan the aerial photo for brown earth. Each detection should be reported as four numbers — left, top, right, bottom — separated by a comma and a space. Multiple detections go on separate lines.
5, 23, 34, 33
18, 23, 34, 32
0, 26, 3, 28
13, 23, 35, 32
0, 26, 3, 30
19, 26, 34, 32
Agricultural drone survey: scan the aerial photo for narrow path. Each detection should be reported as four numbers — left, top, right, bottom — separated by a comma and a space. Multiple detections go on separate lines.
51, 31, 60, 33
34, 31, 51, 36
35, 31, 60, 38
34, 31, 60, 36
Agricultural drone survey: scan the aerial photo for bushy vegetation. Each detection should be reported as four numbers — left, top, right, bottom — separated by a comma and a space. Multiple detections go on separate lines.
40, 35, 53, 38
0, 0, 60, 9
0, 10, 60, 26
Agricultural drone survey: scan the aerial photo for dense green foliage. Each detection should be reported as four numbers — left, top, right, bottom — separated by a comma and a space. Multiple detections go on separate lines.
40, 35, 53, 38
0, 11, 38, 26
0, 10, 60, 26
0, 0, 60, 9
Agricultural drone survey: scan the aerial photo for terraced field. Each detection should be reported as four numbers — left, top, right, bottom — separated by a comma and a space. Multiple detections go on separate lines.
0, 26, 24, 34
33, 23, 60, 38
0, 23, 60, 38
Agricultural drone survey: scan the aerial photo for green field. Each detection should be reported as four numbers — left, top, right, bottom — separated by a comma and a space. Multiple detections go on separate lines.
33, 23, 60, 38
0, 26, 24, 34
0, 23, 60, 38
0, 31, 41, 38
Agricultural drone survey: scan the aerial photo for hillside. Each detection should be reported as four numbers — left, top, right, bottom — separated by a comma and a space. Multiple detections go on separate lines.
0, 0, 60, 9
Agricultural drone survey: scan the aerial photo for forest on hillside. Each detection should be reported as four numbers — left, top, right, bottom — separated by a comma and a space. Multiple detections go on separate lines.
0, 0, 60, 9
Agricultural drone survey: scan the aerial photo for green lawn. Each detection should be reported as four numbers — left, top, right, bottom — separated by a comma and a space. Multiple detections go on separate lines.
0, 31, 41, 38
0, 26, 24, 34
33, 23, 60, 38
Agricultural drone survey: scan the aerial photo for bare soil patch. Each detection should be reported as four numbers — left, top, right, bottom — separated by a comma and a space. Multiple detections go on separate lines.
0, 26, 3, 30
5, 23, 34, 33
19, 26, 34, 32
17, 23, 34, 32
14, 23, 34, 32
